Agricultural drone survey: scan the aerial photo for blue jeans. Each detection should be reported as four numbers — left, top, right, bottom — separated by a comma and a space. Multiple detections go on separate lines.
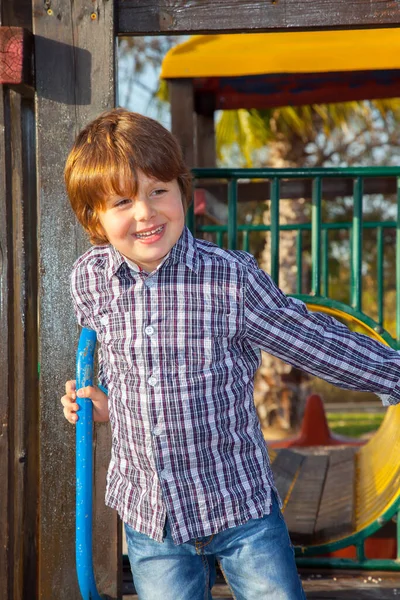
124, 493, 306, 600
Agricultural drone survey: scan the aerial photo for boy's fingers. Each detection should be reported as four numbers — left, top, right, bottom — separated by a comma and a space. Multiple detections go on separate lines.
76, 385, 96, 399
65, 379, 77, 397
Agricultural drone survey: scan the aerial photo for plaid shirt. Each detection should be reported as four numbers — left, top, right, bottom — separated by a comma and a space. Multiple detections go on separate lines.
71, 227, 400, 544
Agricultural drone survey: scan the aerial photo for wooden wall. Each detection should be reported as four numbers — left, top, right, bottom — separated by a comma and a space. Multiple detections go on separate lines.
32, 1, 119, 598
2, 1, 400, 599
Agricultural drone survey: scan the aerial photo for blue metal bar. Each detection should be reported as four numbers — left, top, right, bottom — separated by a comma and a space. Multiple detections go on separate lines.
76, 328, 102, 600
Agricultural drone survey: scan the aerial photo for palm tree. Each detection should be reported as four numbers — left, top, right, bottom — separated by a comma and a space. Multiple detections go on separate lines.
216, 101, 400, 432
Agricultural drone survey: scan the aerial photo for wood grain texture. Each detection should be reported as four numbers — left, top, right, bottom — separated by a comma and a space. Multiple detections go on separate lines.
271, 449, 305, 507
169, 79, 195, 167
9, 90, 39, 600
0, 81, 12, 600
117, 0, 400, 34
283, 454, 329, 544
0, 27, 33, 88
33, 0, 119, 598
314, 453, 355, 542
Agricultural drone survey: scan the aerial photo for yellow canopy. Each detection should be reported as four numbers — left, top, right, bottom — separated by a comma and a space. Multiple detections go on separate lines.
161, 29, 400, 79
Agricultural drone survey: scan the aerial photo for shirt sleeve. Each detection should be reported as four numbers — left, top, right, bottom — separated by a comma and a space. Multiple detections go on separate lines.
244, 264, 400, 406
71, 257, 108, 391
70, 260, 98, 331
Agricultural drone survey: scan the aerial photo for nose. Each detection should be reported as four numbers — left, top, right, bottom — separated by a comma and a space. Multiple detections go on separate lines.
133, 197, 156, 221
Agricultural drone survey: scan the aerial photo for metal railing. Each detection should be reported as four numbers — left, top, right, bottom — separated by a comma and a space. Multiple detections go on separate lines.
189, 167, 400, 347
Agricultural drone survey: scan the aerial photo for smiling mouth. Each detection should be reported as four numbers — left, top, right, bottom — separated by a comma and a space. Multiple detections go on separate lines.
135, 225, 165, 239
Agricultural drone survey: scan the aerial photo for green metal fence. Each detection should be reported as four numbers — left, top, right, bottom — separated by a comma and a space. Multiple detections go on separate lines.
189, 167, 400, 349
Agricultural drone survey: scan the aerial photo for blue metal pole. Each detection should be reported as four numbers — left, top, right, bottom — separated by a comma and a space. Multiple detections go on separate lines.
76, 328, 102, 600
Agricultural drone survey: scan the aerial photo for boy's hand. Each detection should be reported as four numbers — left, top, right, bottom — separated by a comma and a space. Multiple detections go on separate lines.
61, 380, 109, 424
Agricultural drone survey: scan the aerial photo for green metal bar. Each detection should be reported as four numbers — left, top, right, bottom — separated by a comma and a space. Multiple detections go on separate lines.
377, 226, 384, 328
196, 221, 397, 234
356, 540, 366, 563
322, 228, 329, 297
216, 230, 223, 248
192, 166, 400, 179
397, 177, 400, 345
397, 508, 400, 560
242, 230, 249, 252
296, 230, 302, 294
311, 177, 322, 296
351, 177, 363, 311
227, 180, 238, 250
295, 557, 400, 571
270, 177, 280, 284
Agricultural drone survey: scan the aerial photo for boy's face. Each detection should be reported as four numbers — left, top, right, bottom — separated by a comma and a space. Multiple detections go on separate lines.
97, 171, 185, 272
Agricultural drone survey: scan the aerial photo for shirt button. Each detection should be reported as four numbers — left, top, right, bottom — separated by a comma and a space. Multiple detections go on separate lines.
160, 469, 172, 481
145, 325, 155, 336
152, 424, 163, 436
148, 376, 158, 387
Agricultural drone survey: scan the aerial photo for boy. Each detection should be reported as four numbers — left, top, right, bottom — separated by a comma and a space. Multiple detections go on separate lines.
62, 108, 400, 600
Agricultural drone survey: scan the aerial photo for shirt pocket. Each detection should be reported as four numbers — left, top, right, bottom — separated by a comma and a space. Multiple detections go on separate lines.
99, 312, 134, 372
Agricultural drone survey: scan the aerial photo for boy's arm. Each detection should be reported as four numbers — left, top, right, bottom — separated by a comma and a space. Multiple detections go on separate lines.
244, 265, 400, 406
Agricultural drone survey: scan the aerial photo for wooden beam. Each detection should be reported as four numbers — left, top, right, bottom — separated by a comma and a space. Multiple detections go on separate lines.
0, 27, 34, 91
169, 79, 195, 167
196, 114, 216, 168
9, 91, 39, 600
117, 0, 400, 35
0, 79, 12, 600
33, 2, 120, 599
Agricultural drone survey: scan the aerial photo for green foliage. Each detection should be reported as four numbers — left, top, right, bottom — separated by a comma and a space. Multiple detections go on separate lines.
327, 412, 384, 438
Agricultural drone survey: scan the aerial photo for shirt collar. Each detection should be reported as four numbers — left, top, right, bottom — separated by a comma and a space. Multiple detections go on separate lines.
106, 226, 199, 279
167, 227, 199, 273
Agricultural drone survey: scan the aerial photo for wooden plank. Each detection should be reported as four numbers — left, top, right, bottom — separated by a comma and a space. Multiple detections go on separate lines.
283, 454, 329, 544
33, 1, 120, 598
314, 453, 356, 542
0, 27, 34, 90
270, 449, 305, 506
117, 0, 400, 35
0, 78, 12, 600
196, 113, 216, 168
169, 79, 195, 168
9, 90, 39, 600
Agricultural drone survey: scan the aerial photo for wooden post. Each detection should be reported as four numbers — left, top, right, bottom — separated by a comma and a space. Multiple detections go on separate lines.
32, 2, 120, 599
0, 4, 38, 600
169, 79, 195, 168
196, 113, 216, 168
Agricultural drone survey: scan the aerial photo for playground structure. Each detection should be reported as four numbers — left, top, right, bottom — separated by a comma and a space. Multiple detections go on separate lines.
3, 2, 400, 599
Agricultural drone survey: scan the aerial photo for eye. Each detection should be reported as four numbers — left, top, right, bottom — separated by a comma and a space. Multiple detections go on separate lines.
151, 188, 167, 196
114, 198, 131, 208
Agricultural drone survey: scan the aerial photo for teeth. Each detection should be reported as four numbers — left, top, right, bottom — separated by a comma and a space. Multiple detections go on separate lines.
136, 225, 163, 238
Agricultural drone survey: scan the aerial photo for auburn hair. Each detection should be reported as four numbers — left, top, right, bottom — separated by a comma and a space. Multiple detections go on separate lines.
64, 108, 192, 244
